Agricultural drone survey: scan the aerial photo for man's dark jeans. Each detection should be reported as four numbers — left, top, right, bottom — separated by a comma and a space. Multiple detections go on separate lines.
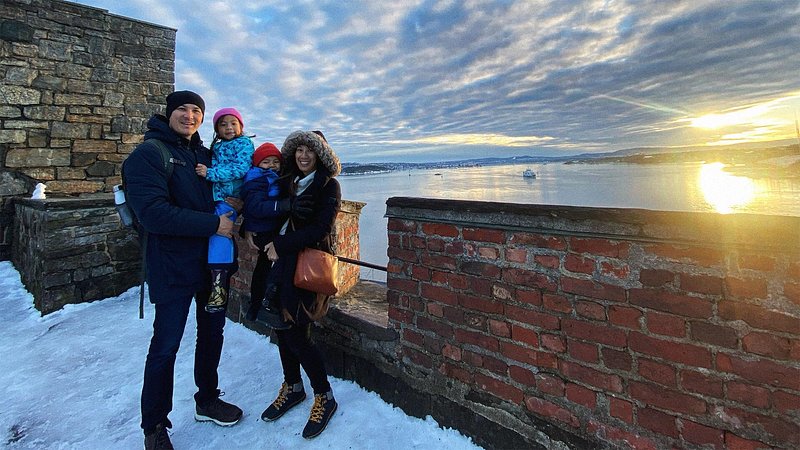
140, 289, 225, 432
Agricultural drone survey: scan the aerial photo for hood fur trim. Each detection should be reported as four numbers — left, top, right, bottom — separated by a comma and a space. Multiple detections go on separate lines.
281, 130, 341, 177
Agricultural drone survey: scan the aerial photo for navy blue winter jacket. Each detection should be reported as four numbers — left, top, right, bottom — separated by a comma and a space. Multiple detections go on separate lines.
241, 166, 285, 233
123, 115, 219, 302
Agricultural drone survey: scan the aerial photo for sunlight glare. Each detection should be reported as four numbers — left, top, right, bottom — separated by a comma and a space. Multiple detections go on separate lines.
698, 162, 756, 214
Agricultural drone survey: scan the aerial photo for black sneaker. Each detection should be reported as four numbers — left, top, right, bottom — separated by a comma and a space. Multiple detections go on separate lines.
261, 382, 306, 421
195, 396, 242, 426
144, 421, 173, 450
302, 391, 337, 439
255, 307, 291, 330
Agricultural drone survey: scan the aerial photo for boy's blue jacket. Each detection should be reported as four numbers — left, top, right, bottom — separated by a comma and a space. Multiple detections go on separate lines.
241, 166, 285, 233
122, 115, 219, 302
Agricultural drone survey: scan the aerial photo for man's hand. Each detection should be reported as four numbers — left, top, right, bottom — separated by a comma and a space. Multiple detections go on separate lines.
225, 196, 243, 213
216, 211, 234, 237
195, 163, 208, 177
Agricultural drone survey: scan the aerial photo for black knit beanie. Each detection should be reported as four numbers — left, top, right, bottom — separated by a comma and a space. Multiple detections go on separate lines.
165, 90, 205, 119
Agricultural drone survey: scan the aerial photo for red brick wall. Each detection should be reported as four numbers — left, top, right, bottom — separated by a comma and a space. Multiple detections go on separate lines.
386, 197, 800, 449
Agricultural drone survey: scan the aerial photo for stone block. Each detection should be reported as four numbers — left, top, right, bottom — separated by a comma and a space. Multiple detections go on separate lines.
6, 148, 71, 167
54, 93, 102, 106
45, 180, 104, 194
86, 161, 115, 177
50, 122, 89, 139
56, 167, 87, 180
19, 168, 55, 180
0, 106, 21, 118
72, 139, 116, 153
0, 170, 29, 196
55, 63, 92, 80
0, 129, 26, 144
23, 105, 66, 120
0, 84, 40, 104
0, 19, 34, 42
5, 67, 37, 85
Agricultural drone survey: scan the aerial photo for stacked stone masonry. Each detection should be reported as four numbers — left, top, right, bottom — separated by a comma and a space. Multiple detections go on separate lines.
385, 197, 800, 450
0, 0, 175, 259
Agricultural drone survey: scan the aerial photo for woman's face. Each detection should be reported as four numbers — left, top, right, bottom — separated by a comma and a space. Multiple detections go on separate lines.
295, 144, 318, 176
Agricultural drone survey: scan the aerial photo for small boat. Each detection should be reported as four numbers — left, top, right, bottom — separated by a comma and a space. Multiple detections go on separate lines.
522, 168, 536, 178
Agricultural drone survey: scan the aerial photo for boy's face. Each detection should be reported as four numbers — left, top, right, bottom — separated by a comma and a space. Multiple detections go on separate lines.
216, 115, 242, 140
258, 156, 281, 171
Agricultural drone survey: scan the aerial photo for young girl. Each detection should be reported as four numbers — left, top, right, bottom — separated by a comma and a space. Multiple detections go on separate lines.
195, 107, 254, 312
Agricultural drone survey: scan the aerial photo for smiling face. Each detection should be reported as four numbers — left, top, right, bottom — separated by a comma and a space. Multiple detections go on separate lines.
295, 144, 318, 176
215, 114, 243, 140
168, 104, 204, 139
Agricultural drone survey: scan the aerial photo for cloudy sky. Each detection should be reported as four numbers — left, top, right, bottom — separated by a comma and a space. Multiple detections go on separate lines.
74, 0, 800, 162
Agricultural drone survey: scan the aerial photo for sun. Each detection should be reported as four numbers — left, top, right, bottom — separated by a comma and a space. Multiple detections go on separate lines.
698, 162, 757, 214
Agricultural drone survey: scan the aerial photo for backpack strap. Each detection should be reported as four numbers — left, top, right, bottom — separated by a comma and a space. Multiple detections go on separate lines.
136, 139, 175, 319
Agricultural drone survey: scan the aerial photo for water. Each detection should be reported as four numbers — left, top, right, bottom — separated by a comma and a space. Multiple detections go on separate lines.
339, 161, 800, 281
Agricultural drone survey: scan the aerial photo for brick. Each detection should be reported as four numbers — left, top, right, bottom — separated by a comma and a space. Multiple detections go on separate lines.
502, 268, 557, 292
421, 283, 458, 305
680, 273, 724, 295
608, 305, 642, 329
784, 282, 800, 305
387, 247, 418, 263
420, 254, 458, 270
726, 382, 770, 409
639, 268, 674, 287
638, 359, 677, 387
462, 260, 501, 277
645, 243, 724, 266
422, 222, 459, 237
511, 324, 539, 347
488, 319, 511, 338
682, 419, 725, 448
411, 265, 431, 281
463, 227, 506, 243
402, 329, 424, 347
645, 311, 686, 337
534, 254, 559, 268
422, 335, 443, 354
629, 332, 712, 368
427, 302, 444, 318
630, 288, 713, 319
724, 432, 771, 450
524, 396, 580, 428
475, 373, 524, 404
587, 421, 659, 450
716, 353, 800, 390
481, 354, 508, 375
454, 328, 499, 352
563, 319, 627, 347
542, 293, 572, 313
565, 253, 595, 274
515, 288, 542, 306
631, 381, 706, 415
609, 397, 634, 423
725, 276, 768, 299
562, 277, 626, 302
570, 237, 629, 258
457, 293, 503, 314
540, 334, 566, 353
504, 305, 560, 330
388, 278, 419, 295
510, 233, 567, 250
599, 261, 630, 280
569, 339, 600, 363
404, 346, 433, 369
773, 390, 800, 415
690, 321, 739, 348
389, 307, 414, 325
506, 247, 527, 263
566, 383, 597, 409
575, 300, 606, 320
535, 374, 565, 396
509, 365, 537, 386
469, 277, 493, 297
737, 254, 775, 271
681, 370, 724, 398
440, 362, 473, 384
637, 407, 678, 437
742, 332, 792, 360
560, 361, 623, 393
601, 347, 631, 371
719, 301, 800, 334
416, 316, 454, 339
721, 406, 800, 447
441, 343, 462, 361
500, 341, 538, 366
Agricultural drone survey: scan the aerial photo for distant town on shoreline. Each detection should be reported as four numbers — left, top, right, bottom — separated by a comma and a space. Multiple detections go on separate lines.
341, 139, 800, 178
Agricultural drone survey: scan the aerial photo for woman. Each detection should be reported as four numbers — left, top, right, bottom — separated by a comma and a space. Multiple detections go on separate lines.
260, 130, 341, 439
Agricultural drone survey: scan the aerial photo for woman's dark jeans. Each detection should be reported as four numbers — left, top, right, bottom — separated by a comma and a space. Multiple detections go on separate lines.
276, 324, 331, 395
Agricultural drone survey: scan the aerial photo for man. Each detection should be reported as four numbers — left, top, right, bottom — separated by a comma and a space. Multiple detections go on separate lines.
124, 90, 242, 450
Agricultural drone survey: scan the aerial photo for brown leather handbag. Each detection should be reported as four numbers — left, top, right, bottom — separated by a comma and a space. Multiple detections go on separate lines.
294, 247, 339, 296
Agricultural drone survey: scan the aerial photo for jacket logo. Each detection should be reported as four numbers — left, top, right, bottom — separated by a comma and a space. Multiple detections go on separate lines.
169, 157, 187, 166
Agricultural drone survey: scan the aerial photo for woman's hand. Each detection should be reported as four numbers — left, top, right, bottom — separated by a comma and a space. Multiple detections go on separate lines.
265, 242, 279, 261
244, 231, 258, 251
195, 163, 208, 177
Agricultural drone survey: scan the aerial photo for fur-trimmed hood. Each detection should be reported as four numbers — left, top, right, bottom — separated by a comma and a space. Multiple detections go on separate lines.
281, 130, 341, 177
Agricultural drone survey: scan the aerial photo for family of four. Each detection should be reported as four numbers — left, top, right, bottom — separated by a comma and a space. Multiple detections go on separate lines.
123, 90, 342, 450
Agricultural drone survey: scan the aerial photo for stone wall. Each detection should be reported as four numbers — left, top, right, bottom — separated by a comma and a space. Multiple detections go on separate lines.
0, 0, 176, 260
384, 197, 800, 449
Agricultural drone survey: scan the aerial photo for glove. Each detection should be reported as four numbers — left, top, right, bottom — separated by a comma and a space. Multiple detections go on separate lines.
291, 195, 314, 221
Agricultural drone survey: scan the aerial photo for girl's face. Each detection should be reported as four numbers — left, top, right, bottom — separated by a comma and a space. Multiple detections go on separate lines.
258, 156, 281, 171
295, 145, 318, 176
216, 115, 242, 140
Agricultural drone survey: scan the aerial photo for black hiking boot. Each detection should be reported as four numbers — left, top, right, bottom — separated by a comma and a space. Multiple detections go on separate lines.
302, 391, 337, 439
261, 382, 306, 421
195, 396, 242, 426
144, 421, 173, 450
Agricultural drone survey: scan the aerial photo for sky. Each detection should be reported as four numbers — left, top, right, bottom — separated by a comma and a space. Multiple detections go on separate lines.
71, 0, 800, 162
0, 261, 481, 449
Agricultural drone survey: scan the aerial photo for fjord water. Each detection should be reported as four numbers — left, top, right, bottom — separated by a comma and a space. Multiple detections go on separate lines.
339, 162, 800, 281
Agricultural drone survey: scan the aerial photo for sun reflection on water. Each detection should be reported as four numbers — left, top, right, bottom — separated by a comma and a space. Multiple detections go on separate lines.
698, 162, 757, 214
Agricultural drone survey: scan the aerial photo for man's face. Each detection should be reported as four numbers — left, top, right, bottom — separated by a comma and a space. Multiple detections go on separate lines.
168, 104, 203, 139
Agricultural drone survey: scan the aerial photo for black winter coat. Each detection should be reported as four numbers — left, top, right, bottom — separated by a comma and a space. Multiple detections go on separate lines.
123, 115, 219, 302
272, 169, 341, 324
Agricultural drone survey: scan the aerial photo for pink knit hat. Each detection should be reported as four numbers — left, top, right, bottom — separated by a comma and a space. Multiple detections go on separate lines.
212, 107, 244, 129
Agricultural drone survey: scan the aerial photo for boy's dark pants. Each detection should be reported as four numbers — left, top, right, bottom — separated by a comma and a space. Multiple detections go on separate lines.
140, 288, 226, 432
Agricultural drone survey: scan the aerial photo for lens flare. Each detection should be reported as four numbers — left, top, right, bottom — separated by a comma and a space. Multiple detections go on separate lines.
698, 162, 756, 214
